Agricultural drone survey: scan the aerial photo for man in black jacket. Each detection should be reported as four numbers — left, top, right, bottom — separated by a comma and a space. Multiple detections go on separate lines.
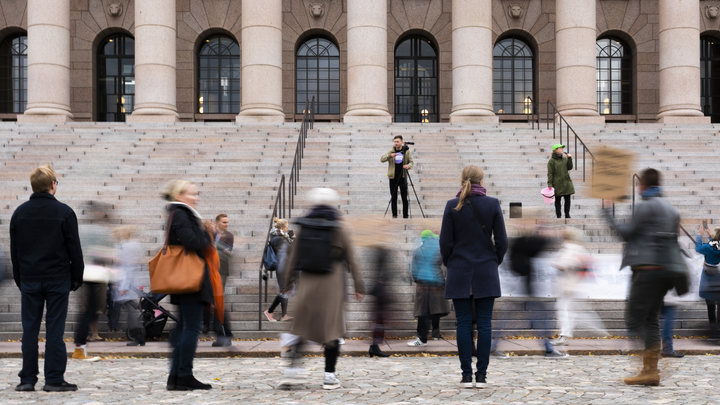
10, 165, 84, 392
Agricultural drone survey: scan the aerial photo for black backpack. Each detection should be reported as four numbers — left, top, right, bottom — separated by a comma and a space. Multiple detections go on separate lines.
293, 218, 343, 274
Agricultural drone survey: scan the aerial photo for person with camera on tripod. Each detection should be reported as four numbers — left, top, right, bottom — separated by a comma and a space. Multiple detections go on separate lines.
381, 135, 414, 219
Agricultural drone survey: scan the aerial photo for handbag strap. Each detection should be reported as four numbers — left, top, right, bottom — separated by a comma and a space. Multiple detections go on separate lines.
162, 210, 176, 255
466, 197, 496, 254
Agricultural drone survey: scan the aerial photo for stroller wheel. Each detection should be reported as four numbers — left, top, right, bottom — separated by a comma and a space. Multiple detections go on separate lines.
127, 326, 146, 343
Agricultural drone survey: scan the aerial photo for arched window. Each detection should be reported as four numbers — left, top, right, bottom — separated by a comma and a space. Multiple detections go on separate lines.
701, 36, 720, 123
198, 35, 240, 114
98, 34, 134, 122
596, 38, 631, 115
394, 36, 438, 122
296, 37, 340, 115
0, 34, 28, 114
493, 37, 534, 115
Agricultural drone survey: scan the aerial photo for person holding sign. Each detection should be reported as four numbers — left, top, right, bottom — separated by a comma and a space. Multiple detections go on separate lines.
547, 144, 574, 219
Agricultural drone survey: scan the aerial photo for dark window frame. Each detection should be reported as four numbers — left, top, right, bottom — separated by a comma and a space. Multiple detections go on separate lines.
295, 36, 340, 115
493, 37, 534, 115
97, 34, 135, 122
394, 36, 439, 123
701, 36, 720, 123
596, 37, 632, 115
197, 35, 240, 114
0, 33, 28, 114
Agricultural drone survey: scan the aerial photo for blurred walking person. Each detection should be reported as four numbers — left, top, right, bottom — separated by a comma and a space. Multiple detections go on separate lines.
73, 201, 114, 361
264, 218, 294, 322
11, 165, 83, 392
603, 168, 688, 386
163, 180, 215, 391
209, 213, 234, 346
696, 224, 720, 338
280, 188, 365, 390
551, 227, 607, 347
368, 247, 392, 357
112, 226, 145, 346
440, 165, 507, 389
547, 144, 574, 219
408, 230, 450, 347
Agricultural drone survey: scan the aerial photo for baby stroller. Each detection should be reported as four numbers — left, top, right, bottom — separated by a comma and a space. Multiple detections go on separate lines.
126, 287, 179, 343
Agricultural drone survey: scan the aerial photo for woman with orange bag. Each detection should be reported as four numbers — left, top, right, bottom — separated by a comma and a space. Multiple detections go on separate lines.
162, 180, 215, 391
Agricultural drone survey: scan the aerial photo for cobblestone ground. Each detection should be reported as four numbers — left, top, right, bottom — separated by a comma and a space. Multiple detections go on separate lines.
1, 355, 719, 404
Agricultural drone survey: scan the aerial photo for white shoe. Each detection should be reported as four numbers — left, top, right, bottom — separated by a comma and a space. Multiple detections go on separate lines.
545, 349, 570, 359
278, 367, 307, 388
551, 336, 570, 346
338, 338, 345, 345
323, 373, 341, 390
406, 337, 427, 347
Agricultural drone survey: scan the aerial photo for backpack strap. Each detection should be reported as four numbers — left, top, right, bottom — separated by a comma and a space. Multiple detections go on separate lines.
465, 197, 497, 254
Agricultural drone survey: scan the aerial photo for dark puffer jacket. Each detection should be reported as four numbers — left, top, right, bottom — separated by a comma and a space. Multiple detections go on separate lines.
166, 204, 214, 305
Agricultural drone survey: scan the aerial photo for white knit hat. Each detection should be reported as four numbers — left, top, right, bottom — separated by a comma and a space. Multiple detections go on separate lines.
308, 187, 339, 206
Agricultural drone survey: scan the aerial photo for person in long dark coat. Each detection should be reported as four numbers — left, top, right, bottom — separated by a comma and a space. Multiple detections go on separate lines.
440, 165, 507, 389
163, 180, 215, 391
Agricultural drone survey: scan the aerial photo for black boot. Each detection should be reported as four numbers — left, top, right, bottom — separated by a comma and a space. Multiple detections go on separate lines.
166, 374, 177, 391
176, 375, 212, 390
369, 344, 390, 358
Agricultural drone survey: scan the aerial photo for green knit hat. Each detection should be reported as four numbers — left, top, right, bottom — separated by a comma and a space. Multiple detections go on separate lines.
421, 230, 439, 240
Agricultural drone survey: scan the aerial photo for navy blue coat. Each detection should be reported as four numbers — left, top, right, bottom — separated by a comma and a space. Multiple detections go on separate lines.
440, 195, 508, 299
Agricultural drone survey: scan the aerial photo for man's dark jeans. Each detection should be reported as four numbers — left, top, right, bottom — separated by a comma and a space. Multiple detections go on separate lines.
170, 301, 203, 377
389, 176, 409, 218
19, 279, 71, 385
453, 297, 494, 379
627, 269, 671, 349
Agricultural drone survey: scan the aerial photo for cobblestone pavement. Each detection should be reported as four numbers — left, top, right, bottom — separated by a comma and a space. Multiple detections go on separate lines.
1, 355, 719, 404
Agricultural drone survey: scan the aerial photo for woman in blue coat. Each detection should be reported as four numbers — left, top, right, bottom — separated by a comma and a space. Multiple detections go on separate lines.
440, 165, 508, 389
696, 226, 720, 331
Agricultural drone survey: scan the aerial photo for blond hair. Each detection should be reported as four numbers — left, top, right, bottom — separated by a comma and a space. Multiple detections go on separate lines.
274, 217, 288, 230
562, 227, 582, 243
455, 165, 484, 211
163, 179, 194, 202
112, 225, 137, 242
713, 227, 720, 242
30, 165, 57, 193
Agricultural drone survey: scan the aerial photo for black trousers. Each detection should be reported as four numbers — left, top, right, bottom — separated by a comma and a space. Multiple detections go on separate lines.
626, 269, 671, 349
554, 195, 571, 218
74, 281, 100, 346
389, 176, 408, 218
417, 314, 441, 343
19, 279, 71, 386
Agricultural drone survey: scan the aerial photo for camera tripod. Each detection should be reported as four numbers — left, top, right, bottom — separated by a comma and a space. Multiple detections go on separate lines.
383, 168, 426, 219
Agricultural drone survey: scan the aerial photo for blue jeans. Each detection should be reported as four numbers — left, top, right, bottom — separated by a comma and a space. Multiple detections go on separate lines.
453, 297, 494, 378
661, 305, 676, 343
170, 302, 202, 377
18, 279, 71, 385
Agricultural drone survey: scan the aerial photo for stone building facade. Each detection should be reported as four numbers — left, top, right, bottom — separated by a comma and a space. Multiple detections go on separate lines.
0, 0, 718, 124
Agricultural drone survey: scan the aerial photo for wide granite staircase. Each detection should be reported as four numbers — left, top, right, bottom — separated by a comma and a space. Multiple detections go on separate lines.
0, 122, 719, 340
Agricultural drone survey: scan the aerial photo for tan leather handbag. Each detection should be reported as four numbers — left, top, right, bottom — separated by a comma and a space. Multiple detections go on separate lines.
149, 211, 205, 294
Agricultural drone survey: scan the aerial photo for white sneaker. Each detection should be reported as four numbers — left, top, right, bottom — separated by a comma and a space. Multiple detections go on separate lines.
551, 336, 570, 346
406, 337, 427, 347
323, 373, 341, 390
278, 367, 307, 389
338, 338, 345, 345
544, 349, 571, 359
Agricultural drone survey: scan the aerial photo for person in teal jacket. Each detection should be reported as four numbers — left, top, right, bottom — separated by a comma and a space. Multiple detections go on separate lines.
547, 144, 575, 218
696, 226, 720, 333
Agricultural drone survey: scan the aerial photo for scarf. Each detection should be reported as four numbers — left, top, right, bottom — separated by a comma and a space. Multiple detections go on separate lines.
270, 227, 293, 245
167, 201, 202, 220
710, 240, 720, 251
456, 184, 487, 198
307, 205, 339, 221
641, 186, 663, 199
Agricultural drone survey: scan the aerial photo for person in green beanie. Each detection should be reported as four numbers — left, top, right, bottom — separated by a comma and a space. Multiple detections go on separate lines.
547, 144, 575, 218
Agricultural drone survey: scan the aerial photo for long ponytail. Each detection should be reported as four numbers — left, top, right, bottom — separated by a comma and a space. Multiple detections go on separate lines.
455, 165, 484, 211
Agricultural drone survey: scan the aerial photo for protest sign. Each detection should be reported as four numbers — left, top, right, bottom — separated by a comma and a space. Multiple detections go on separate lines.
590, 146, 637, 200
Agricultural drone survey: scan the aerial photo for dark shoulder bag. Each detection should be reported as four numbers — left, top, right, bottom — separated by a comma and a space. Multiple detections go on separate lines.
465, 197, 497, 255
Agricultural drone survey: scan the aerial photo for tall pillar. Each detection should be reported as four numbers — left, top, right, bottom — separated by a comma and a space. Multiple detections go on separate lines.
236, 0, 285, 123
343, 0, 392, 123
555, 0, 604, 124
657, 0, 709, 123
18, 0, 73, 122
449, 0, 497, 124
127, 0, 179, 122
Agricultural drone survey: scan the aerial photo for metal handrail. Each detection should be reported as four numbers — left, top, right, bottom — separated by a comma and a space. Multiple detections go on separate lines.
257, 96, 315, 331
631, 173, 695, 244
544, 101, 613, 215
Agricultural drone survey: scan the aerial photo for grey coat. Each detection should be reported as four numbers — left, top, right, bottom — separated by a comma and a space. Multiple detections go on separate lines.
603, 195, 680, 269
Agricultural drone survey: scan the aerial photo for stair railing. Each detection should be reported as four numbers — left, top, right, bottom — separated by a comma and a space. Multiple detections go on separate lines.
631, 173, 695, 244
545, 101, 614, 215
257, 96, 315, 331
